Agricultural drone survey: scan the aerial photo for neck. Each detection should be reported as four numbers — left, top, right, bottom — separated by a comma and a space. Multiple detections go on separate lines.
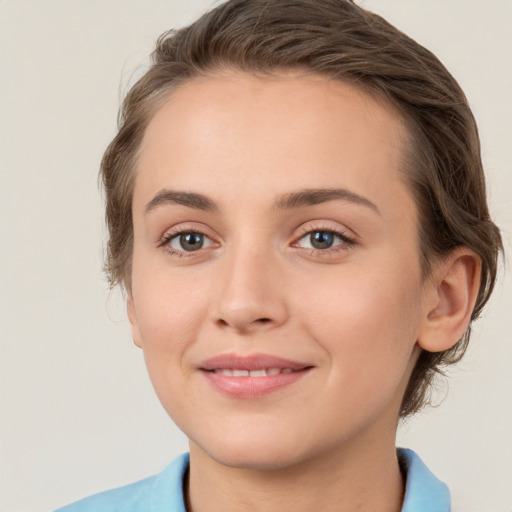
186, 432, 404, 512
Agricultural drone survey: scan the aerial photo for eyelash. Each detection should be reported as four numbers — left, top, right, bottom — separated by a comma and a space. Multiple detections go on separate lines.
159, 226, 356, 258
293, 226, 356, 256
159, 227, 214, 258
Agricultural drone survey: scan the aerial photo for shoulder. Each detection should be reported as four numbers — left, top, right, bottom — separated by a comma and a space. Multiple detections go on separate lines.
54, 453, 189, 512
53, 476, 155, 512
399, 448, 451, 512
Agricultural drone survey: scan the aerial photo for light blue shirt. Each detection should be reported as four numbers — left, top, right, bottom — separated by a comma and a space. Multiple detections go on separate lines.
55, 449, 450, 512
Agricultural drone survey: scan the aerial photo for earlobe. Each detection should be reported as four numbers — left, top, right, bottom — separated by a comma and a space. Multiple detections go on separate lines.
127, 294, 143, 349
418, 248, 481, 353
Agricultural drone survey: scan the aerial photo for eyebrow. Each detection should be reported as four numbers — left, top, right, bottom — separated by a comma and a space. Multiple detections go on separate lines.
144, 187, 380, 215
274, 188, 380, 215
145, 189, 218, 213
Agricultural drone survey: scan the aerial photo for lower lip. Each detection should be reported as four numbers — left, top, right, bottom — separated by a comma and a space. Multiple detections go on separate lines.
201, 369, 311, 398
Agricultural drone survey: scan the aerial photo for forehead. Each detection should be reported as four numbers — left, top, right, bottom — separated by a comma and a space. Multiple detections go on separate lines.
136, 72, 414, 221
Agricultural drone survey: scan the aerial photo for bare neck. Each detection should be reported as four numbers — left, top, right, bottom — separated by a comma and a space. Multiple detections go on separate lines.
185, 437, 404, 512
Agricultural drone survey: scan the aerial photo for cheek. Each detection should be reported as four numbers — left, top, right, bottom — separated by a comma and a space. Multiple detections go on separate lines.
132, 275, 210, 419
131, 262, 210, 377
297, 263, 423, 386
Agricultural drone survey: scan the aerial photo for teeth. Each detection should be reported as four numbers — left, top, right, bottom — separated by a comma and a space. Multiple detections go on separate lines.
213, 368, 295, 377
249, 369, 266, 377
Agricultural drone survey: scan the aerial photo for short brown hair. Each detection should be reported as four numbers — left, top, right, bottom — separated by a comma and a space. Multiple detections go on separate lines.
100, 0, 503, 417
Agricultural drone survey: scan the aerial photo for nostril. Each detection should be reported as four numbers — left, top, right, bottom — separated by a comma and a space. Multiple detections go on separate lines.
215, 317, 272, 329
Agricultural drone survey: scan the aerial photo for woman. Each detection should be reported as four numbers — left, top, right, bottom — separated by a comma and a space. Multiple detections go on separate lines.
56, 1, 502, 511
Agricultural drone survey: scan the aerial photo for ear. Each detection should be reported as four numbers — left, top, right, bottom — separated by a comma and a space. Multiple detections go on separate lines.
418, 248, 481, 353
127, 294, 143, 349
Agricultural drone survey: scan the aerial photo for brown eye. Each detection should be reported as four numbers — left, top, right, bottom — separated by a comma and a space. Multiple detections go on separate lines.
168, 232, 212, 252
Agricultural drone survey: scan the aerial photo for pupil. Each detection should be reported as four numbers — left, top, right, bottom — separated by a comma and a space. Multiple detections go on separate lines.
311, 231, 333, 249
180, 233, 203, 251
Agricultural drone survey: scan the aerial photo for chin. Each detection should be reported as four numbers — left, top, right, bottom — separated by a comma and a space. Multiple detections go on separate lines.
190, 428, 314, 472
209, 446, 306, 471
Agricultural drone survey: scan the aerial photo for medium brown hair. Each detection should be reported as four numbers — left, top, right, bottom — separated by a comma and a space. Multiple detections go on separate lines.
100, 0, 503, 417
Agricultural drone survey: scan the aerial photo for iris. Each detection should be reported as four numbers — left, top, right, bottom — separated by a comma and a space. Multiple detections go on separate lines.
310, 231, 334, 249
180, 233, 204, 251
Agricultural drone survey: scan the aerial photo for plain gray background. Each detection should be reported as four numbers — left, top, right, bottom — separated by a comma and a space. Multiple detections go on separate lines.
1, 1, 511, 511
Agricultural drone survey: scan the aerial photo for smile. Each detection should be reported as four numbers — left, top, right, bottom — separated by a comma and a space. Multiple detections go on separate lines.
199, 353, 313, 398
210, 368, 296, 377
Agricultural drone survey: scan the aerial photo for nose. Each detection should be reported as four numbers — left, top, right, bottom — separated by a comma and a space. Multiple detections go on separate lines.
211, 243, 289, 334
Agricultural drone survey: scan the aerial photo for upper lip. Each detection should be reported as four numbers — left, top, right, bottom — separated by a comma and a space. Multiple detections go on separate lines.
200, 353, 312, 371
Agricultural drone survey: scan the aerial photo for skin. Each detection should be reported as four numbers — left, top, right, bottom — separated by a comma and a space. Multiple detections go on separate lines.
127, 72, 479, 512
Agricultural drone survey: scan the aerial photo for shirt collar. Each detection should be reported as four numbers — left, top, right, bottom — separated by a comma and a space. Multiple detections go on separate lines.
399, 448, 451, 512
150, 452, 189, 512
150, 450, 450, 512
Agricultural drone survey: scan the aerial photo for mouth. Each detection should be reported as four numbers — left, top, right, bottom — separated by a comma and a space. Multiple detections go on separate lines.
199, 353, 313, 398
208, 367, 297, 377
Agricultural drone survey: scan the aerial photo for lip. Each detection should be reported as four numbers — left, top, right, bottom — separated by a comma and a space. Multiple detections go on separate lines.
199, 353, 313, 398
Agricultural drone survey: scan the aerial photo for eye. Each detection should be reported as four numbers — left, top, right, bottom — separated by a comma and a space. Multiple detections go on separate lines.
165, 231, 214, 252
295, 229, 354, 251
306, 231, 336, 250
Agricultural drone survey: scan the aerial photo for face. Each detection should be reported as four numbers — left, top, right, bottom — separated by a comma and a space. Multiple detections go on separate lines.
128, 72, 430, 470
